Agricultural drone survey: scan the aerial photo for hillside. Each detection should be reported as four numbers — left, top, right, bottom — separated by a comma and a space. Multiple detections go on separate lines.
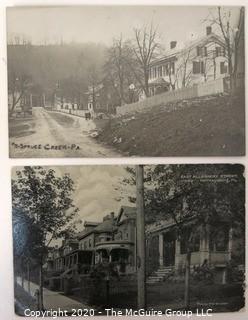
7, 43, 107, 96
97, 93, 245, 156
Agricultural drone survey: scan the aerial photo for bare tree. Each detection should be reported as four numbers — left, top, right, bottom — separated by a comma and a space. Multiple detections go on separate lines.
8, 72, 32, 116
170, 47, 195, 89
87, 64, 100, 111
132, 24, 161, 97
104, 35, 135, 105
204, 6, 244, 90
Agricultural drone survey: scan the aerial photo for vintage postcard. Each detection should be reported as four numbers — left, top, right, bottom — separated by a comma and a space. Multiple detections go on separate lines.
7, 6, 245, 157
12, 164, 245, 315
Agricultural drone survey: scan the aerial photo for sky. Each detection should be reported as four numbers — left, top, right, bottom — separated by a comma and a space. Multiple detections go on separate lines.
7, 6, 241, 49
12, 165, 135, 246
36, 165, 135, 231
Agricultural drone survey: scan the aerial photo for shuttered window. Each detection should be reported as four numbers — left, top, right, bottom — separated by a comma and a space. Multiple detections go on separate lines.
220, 61, 228, 74
216, 46, 225, 57
196, 46, 201, 56
204, 46, 208, 56
193, 61, 205, 74
216, 47, 221, 57
197, 46, 208, 57
193, 61, 200, 74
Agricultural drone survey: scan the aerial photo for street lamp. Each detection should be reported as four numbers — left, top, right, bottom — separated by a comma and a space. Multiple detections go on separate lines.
129, 83, 135, 103
129, 83, 135, 90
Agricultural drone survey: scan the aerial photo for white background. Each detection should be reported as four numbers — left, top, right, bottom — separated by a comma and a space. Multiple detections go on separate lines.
0, 0, 247, 319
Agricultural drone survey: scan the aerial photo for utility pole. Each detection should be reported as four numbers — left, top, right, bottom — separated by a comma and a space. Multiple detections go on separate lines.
136, 165, 146, 309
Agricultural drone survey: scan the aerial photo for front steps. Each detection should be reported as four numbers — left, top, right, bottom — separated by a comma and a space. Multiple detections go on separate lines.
146, 266, 174, 284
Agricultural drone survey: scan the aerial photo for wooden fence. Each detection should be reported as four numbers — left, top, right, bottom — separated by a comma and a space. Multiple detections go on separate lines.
117, 78, 225, 116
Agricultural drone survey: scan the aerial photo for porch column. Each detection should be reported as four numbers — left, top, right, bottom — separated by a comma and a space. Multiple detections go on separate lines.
228, 227, 233, 261
159, 233, 164, 266
200, 225, 210, 264
174, 238, 181, 271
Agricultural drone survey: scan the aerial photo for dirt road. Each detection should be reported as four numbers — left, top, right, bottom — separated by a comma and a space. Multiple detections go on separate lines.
9, 108, 120, 158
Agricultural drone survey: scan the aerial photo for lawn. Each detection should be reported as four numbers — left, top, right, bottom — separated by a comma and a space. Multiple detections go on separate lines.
146, 281, 245, 312
98, 93, 245, 156
67, 278, 244, 313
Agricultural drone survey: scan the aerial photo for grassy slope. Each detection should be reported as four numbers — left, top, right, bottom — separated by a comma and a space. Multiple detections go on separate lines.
98, 93, 245, 156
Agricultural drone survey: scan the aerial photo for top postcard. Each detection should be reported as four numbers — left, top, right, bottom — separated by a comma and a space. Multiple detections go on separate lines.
7, 6, 245, 158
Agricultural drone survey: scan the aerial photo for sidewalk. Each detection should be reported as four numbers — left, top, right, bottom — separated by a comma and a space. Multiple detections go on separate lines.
16, 277, 89, 311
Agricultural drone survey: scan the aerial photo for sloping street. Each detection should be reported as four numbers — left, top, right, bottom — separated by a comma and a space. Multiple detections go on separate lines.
16, 277, 89, 313
9, 108, 120, 157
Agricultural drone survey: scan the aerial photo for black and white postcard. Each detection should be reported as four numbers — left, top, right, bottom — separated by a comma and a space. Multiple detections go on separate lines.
12, 164, 245, 316
7, 6, 245, 157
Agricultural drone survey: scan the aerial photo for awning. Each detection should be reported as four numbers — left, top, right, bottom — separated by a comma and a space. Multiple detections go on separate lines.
95, 242, 133, 253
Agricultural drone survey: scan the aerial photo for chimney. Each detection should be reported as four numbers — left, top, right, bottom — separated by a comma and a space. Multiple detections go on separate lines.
206, 26, 212, 36
110, 212, 115, 219
170, 41, 177, 49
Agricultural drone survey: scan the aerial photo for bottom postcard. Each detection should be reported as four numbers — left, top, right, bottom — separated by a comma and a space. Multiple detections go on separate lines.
12, 164, 245, 315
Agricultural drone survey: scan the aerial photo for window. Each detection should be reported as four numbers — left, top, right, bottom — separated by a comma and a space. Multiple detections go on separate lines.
216, 47, 221, 57
220, 61, 228, 74
196, 46, 207, 57
89, 239, 92, 248
210, 227, 229, 252
204, 46, 208, 57
117, 231, 123, 240
192, 61, 205, 74
196, 46, 201, 56
216, 46, 226, 57
180, 229, 200, 254
149, 68, 152, 79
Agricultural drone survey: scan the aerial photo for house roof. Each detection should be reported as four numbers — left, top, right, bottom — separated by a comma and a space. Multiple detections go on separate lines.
117, 206, 136, 224
84, 221, 100, 227
76, 229, 93, 240
94, 218, 115, 233
150, 32, 226, 67
77, 216, 115, 240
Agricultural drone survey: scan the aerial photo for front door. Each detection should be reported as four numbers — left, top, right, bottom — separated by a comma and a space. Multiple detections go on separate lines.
163, 232, 175, 267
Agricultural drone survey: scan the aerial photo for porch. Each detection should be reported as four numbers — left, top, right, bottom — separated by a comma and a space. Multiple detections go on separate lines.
94, 240, 136, 274
147, 225, 232, 278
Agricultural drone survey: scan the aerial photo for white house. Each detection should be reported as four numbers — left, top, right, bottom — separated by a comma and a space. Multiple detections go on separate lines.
148, 26, 228, 96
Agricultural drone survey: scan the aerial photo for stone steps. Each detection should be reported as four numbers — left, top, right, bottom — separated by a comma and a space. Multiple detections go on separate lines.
146, 266, 174, 284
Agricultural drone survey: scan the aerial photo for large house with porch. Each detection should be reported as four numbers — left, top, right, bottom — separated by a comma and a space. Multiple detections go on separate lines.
146, 215, 233, 284
45, 200, 239, 285
46, 206, 137, 277
147, 26, 228, 96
